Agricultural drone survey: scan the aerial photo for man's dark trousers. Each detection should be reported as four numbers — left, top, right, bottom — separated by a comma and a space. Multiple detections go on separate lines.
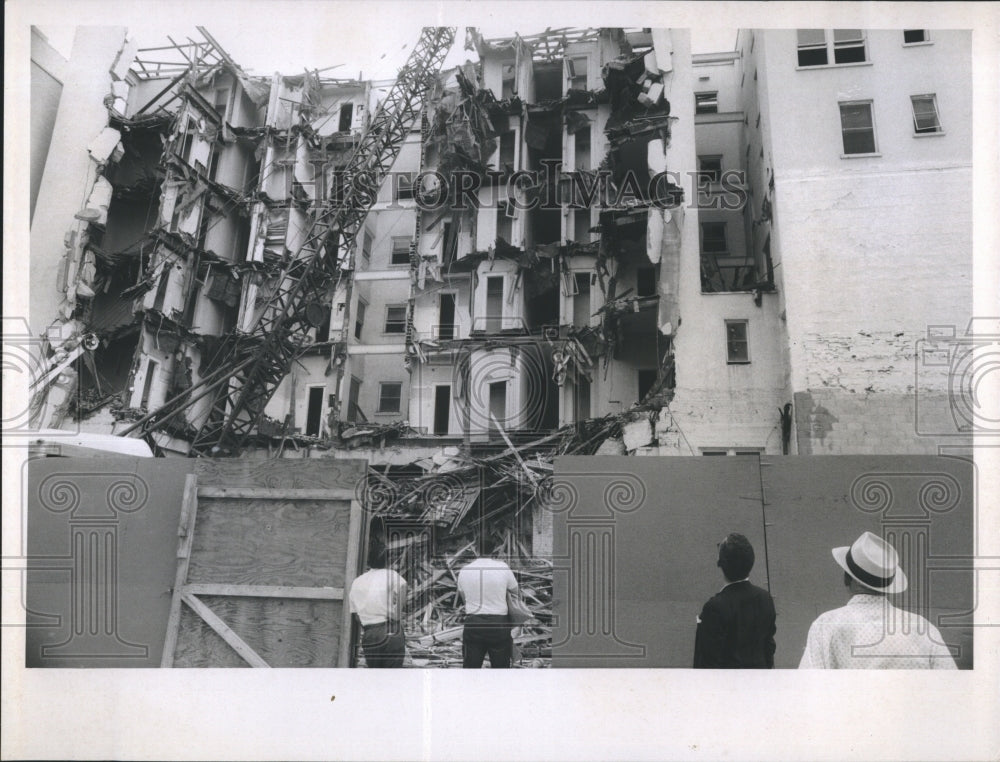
361, 621, 405, 668
462, 614, 512, 668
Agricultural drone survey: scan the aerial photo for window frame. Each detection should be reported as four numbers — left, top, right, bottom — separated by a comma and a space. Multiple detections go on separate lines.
839, 100, 879, 157
395, 174, 415, 202
796, 29, 870, 68
376, 381, 403, 414
383, 304, 407, 335
697, 155, 723, 185
695, 91, 719, 115
725, 319, 751, 364
910, 94, 943, 135
700, 221, 729, 256
832, 29, 867, 64
361, 230, 373, 260
304, 384, 327, 436
565, 55, 590, 92
902, 30, 930, 45
354, 299, 367, 341
390, 236, 412, 266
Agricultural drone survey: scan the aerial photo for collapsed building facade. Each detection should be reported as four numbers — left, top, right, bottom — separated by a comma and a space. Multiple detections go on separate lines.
29, 27, 693, 460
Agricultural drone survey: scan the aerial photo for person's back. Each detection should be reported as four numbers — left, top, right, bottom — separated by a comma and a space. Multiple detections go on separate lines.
348, 550, 407, 668
697, 581, 776, 668
694, 533, 776, 669
457, 554, 518, 668
457, 556, 516, 616
801, 594, 955, 669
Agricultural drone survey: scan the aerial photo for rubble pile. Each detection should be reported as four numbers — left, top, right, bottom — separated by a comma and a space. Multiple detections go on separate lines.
356, 413, 629, 667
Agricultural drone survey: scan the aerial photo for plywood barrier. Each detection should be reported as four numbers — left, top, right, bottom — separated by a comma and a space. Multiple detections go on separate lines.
552, 455, 974, 668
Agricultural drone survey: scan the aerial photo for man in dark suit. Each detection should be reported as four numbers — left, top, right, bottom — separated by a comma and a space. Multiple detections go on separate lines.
693, 533, 776, 668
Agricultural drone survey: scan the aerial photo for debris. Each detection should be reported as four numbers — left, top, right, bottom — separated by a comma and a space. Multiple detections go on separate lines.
87, 127, 124, 164
622, 416, 654, 452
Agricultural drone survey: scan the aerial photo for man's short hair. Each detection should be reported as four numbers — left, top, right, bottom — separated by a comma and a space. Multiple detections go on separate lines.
367, 545, 388, 569
718, 533, 755, 581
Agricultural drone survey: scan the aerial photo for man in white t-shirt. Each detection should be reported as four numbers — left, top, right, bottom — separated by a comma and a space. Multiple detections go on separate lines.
348, 547, 407, 668
457, 552, 519, 668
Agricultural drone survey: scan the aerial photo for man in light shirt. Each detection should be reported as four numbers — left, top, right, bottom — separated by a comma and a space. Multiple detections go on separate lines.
457, 551, 519, 668
799, 531, 957, 669
348, 547, 407, 668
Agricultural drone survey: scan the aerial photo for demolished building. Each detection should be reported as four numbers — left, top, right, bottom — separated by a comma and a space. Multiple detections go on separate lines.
28, 25, 975, 463
29, 26, 692, 460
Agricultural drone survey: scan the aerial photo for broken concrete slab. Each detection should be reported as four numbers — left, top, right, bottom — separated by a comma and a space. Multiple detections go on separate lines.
622, 417, 654, 451
86, 177, 114, 225
109, 36, 139, 81
644, 50, 659, 75
87, 127, 123, 164
595, 436, 626, 456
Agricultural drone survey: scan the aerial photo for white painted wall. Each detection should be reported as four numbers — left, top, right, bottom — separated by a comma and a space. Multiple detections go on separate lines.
754, 29, 973, 452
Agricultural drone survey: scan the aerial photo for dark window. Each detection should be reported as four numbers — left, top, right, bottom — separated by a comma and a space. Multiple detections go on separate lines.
391, 237, 411, 265
208, 147, 221, 182
726, 320, 750, 364
488, 381, 507, 438
434, 385, 451, 434
903, 30, 927, 44
574, 209, 591, 242
180, 131, 195, 164
354, 301, 366, 340
384, 305, 407, 334
695, 92, 718, 114
702, 450, 728, 456
575, 375, 591, 422
636, 266, 657, 298
840, 102, 877, 154
499, 131, 516, 172
306, 386, 325, 436
701, 222, 728, 254
338, 103, 354, 132
637, 369, 657, 401
573, 273, 591, 328
377, 382, 402, 414
140, 360, 158, 408
485, 277, 504, 332
346, 377, 361, 423
439, 293, 456, 339
575, 128, 591, 170
797, 29, 828, 66
833, 29, 867, 64
911, 95, 942, 134
496, 203, 513, 243
440, 221, 456, 263
362, 230, 372, 260
698, 155, 722, 183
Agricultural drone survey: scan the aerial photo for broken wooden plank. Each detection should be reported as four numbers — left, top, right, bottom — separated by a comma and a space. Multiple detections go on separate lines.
181, 592, 270, 668
183, 583, 344, 600
162, 473, 199, 668
340, 496, 363, 667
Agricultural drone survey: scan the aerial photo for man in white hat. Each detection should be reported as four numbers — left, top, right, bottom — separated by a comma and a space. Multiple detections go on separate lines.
799, 531, 956, 669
